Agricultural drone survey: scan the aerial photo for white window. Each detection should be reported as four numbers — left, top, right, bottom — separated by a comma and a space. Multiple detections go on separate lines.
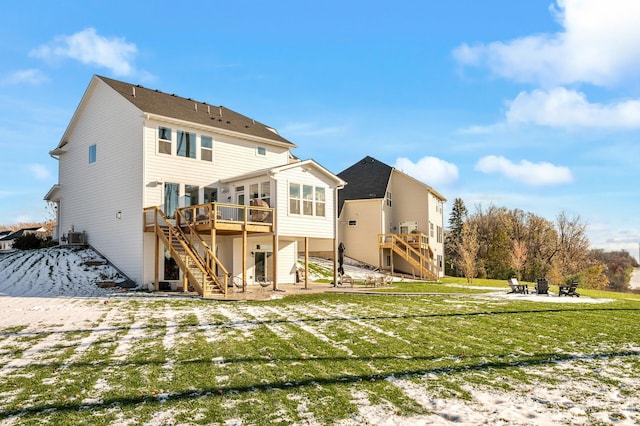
158, 127, 172, 155
289, 182, 326, 217
289, 183, 301, 214
386, 191, 392, 207
303, 185, 314, 215
88, 144, 96, 164
315, 187, 325, 217
177, 131, 196, 159
201, 135, 213, 162
257, 146, 266, 156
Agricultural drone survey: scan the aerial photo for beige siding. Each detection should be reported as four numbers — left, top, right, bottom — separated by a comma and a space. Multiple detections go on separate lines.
338, 199, 383, 267
57, 79, 145, 282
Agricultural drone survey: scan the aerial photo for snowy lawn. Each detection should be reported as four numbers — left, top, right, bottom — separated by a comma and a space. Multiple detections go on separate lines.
1, 291, 639, 425
1, 249, 640, 425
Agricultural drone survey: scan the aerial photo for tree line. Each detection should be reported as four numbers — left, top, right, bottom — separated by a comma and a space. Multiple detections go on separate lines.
445, 198, 638, 291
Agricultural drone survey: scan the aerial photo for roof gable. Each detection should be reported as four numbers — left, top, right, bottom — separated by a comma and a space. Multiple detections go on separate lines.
97, 76, 295, 147
337, 156, 392, 211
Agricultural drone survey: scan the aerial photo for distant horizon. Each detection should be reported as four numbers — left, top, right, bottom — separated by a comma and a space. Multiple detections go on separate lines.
1, 0, 638, 262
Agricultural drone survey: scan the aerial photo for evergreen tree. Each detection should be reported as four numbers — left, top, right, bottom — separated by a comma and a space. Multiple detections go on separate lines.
445, 198, 468, 276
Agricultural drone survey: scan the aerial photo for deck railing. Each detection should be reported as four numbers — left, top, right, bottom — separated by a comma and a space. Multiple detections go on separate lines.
177, 202, 273, 229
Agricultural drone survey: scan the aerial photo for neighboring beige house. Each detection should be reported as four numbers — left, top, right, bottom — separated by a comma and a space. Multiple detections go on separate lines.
45, 75, 345, 296
337, 156, 446, 280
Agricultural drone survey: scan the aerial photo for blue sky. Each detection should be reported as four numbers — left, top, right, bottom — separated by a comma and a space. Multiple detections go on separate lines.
1, 0, 639, 260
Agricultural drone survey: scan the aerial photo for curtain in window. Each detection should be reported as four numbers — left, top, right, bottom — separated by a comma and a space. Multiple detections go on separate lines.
164, 183, 179, 219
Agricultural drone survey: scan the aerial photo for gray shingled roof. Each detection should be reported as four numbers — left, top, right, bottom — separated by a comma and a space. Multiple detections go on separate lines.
97, 75, 295, 147
337, 156, 392, 213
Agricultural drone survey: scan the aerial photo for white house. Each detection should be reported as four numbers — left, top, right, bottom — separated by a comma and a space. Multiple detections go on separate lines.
45, 75, 345, 296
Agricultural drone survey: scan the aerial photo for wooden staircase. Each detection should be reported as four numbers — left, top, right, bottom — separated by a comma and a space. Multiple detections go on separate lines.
145, 206, 228, 297
379, 233, 439, 281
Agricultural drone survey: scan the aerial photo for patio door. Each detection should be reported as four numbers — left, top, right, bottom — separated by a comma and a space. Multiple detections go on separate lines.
163, 182, 179, 219
399, 221, 418, 234
254, 251, 272, 282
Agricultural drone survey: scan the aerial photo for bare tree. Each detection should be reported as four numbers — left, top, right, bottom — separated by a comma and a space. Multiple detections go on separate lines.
555, 211, 590, 278
454, 222, 480, 284
510, 239, 527, 280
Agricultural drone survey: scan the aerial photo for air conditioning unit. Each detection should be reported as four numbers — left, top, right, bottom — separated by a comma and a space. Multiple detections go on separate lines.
68, 231, 86, 245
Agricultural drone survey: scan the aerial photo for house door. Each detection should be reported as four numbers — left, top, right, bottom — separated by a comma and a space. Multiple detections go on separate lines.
254, 251, 272, 282
163, 182, 179, 219
399, 221, 418, 234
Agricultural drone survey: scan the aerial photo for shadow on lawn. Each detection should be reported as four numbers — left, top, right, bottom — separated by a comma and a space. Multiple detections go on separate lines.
1, 348, 638, 419
2, 306, 639, 338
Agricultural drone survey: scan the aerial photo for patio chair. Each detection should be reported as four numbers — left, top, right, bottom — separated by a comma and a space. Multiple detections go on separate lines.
257, 277, 272, 292
339, 274, 353, 287
535, 278, 549, 295
559, 279, 580, 297
507, 278, 528, 294
364, 275, 376, 288
232, 276, 246, 293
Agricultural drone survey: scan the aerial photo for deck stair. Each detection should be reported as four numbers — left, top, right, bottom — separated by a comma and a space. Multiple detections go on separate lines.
378, 233, 439, 281
144, 206, 228, 297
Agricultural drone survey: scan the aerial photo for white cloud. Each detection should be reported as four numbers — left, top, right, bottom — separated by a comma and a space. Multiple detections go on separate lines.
394, 156, 459, 188
453, 0, 640, 87
475, 155, 573, 186
26, 164, 51, 180
505, 87, 640, 129
30, 28, 137, 76
0, 69, 48, 86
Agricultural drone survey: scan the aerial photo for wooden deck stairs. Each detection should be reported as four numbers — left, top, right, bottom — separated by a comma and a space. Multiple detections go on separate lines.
144, 206, 228, 297
378, 233, 439, 281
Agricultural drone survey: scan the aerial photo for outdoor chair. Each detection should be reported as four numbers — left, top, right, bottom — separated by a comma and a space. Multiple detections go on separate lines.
257, 277, 272, 292
232, 276, 246, 293
339, 274, 354, 287
507, 278, 528, 294
535, 278, 549, 295
383, 274, 393, 286
364, 275, 376, 288
559, 279, 580, 297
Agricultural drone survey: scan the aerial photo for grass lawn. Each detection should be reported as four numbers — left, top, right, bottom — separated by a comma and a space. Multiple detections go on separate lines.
1, 280, 639, 424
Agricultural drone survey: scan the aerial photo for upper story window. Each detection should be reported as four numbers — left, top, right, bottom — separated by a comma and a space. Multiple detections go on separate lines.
177, 131, 196, 159
201, 136, 213, 162
386, 191, 392, 207
89, 144, 97, 164
289, 183, 326, 217
158, 127, 172, 155
256, 146, 266, 156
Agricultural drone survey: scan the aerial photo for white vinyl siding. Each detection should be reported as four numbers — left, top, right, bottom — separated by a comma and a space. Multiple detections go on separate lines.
274, 166, 336, 239
57, 79, 144, 283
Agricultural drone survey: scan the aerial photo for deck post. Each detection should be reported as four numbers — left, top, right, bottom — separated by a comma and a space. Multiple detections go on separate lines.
154, 233, 159, 291
242, 229, 247, 292
333, 237, 338, 286
272, 233, 277, 290
304, 237, 309, 289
